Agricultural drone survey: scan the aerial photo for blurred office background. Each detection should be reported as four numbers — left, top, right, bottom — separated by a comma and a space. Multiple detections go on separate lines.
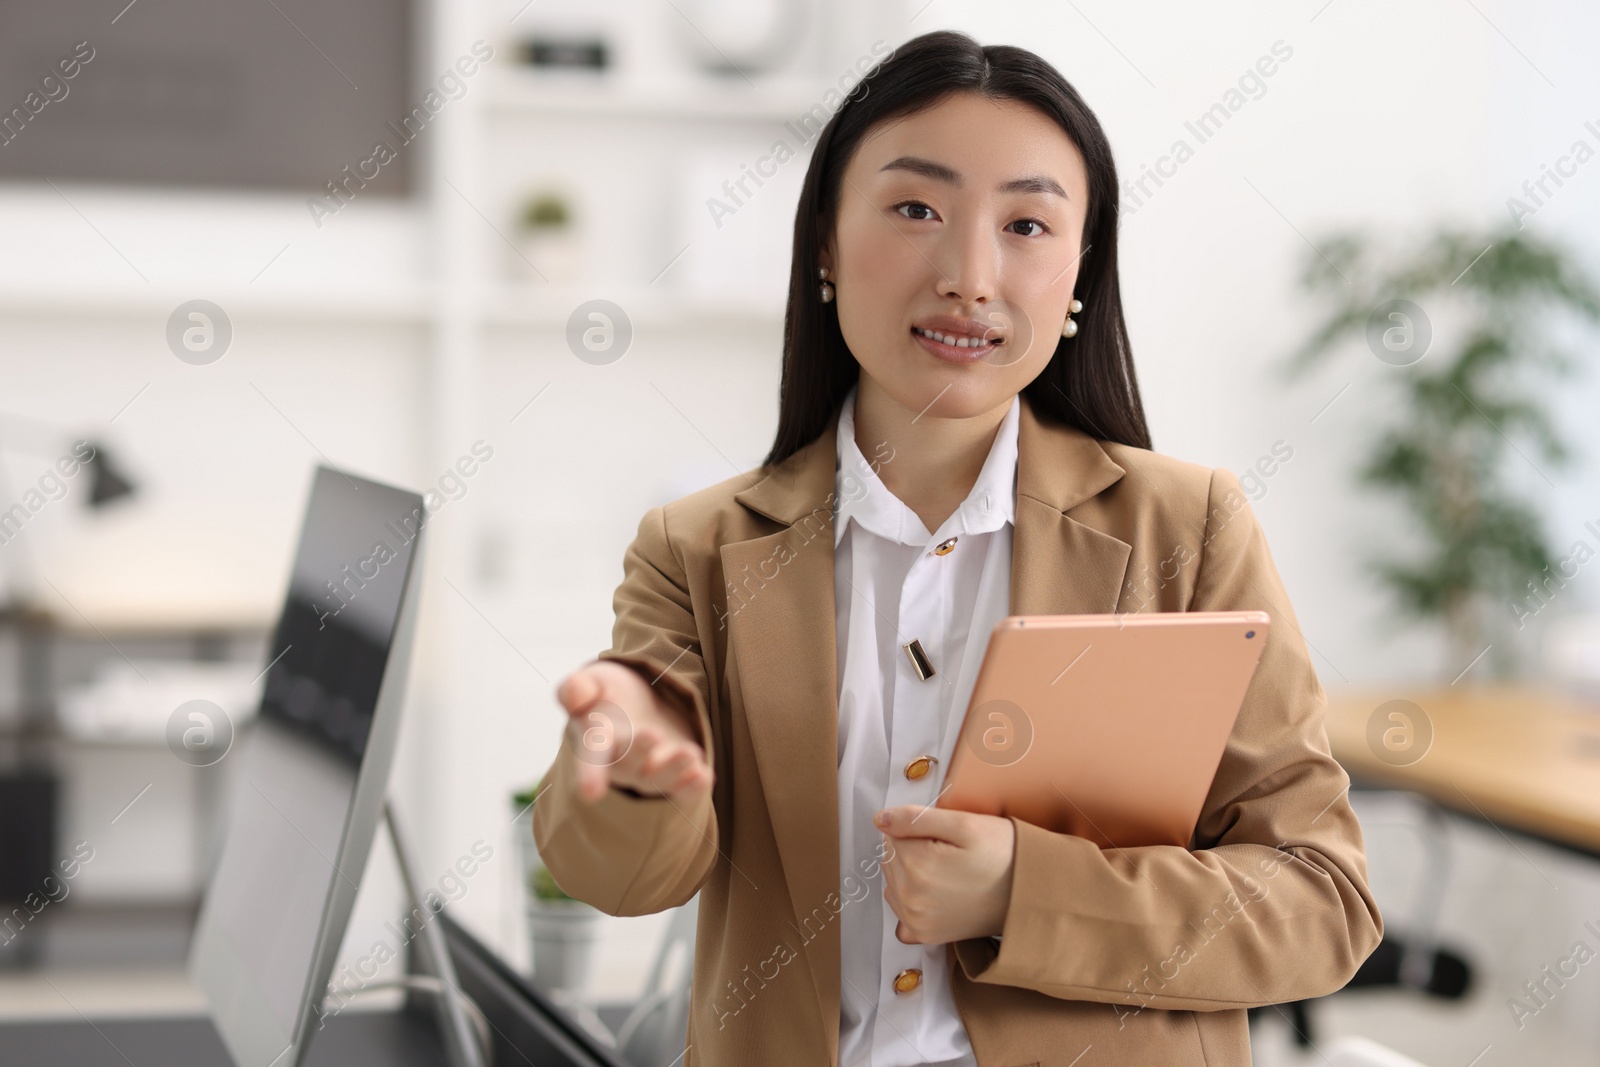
1, 1, 1599, 1064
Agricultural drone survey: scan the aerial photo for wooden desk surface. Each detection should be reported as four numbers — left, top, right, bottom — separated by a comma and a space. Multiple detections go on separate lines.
1324, 684, 1600, 856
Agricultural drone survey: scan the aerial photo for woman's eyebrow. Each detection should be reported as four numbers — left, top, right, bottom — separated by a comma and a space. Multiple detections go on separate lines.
878, 155, 1069, 199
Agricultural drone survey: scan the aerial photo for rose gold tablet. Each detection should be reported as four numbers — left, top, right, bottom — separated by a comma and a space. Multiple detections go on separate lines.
936, 611, 1270, 849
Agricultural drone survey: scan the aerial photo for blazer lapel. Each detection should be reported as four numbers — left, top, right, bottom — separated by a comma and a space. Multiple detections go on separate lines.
1009, 396, 1132, 617
723, 420, 845, 1040
722, 391, 1132, 1047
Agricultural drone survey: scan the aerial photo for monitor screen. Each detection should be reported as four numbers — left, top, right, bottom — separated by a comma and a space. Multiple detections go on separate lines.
189, 466, 427, 1067
263, 471, 425, 764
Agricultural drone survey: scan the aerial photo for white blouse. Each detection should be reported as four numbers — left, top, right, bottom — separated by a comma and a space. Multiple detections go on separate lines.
831, 384, 1019, 1067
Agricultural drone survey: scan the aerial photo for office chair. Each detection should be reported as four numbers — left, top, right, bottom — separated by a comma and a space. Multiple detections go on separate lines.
1249, 791, 1472, 1047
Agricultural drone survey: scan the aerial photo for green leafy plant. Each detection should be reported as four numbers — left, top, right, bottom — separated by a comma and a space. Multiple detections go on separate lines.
511, 776, 577, 902
1282, 223, 1600, 679
519, 192, 571, 230
529, 864, 576, 902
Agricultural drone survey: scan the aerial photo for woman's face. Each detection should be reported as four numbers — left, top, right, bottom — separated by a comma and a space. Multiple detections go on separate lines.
821, 91, 1091, 420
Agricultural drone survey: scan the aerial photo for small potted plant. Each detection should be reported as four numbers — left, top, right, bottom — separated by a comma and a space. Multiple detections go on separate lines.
513, 190, 580, 283
513, 777, 603, 996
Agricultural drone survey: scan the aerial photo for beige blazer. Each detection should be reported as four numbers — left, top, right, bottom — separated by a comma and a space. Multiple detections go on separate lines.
533, 393, 1383, 1067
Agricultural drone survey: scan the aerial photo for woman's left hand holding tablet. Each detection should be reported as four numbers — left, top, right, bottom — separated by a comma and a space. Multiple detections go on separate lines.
874, 806, 1016, 944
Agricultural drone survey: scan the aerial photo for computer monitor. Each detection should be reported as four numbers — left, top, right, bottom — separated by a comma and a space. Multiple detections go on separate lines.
188, 465, 428, 1067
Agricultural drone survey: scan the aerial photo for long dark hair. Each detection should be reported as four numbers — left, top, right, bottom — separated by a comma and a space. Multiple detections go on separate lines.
763, 29, 1151, 466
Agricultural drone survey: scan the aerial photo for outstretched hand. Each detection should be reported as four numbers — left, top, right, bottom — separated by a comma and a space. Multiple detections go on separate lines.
553, 660, 712, 803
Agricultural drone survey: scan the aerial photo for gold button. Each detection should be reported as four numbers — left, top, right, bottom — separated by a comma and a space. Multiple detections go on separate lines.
934, 538, 958, 556
904, 755, 938, 780
893, 968, 922, 993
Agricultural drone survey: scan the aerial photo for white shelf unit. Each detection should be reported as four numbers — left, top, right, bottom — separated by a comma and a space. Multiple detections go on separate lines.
427, 0, 914, 981
487, 66, 848, 122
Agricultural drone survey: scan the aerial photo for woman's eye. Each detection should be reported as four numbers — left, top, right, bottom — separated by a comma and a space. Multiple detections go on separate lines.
1009, 218, 1048, 237
895, 201, 937, 221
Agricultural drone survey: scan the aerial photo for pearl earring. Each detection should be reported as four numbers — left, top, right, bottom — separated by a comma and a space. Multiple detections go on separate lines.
1061, 297, 1083, 338
818, 266, 835, 303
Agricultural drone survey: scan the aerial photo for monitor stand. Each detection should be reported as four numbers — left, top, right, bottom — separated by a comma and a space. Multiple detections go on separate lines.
363, 801, 489, 1067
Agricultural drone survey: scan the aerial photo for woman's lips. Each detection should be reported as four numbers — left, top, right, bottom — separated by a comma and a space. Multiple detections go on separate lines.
911, 325, 1002, 364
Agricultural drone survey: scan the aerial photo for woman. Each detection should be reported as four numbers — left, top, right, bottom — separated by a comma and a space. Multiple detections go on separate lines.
533, 29, 1381, 1067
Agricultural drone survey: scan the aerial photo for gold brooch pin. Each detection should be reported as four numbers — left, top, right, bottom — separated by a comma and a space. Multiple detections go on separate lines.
901, 639, 935, 681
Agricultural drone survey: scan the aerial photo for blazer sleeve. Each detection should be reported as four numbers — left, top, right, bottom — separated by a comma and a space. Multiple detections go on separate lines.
531, 504, 720, 917
951, 467, 1384, 1012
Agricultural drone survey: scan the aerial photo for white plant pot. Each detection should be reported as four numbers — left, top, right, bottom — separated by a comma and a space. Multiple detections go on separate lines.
512, 806, 540, 889
514, 228, 580, 284
526, 897, 603, 995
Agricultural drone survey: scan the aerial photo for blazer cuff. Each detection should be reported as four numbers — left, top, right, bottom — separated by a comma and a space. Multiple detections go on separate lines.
598, 651, 711, 753
953, 816, 1104, 989
531, 743, 716, 915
